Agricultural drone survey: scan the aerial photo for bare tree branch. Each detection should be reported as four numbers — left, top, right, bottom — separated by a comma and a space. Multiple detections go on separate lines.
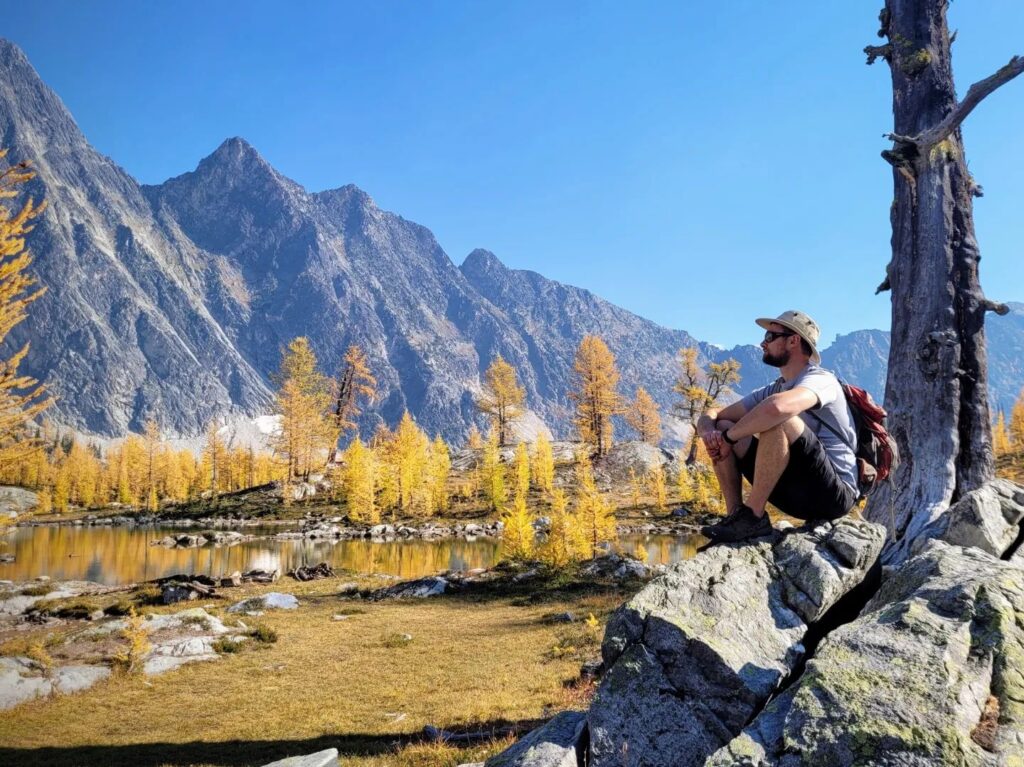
865, 44, 892, 66
982, 299, 1010, 315
887, 56, 1024, 151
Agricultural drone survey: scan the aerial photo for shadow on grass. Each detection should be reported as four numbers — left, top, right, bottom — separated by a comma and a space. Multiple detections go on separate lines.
0, 717, 546, 767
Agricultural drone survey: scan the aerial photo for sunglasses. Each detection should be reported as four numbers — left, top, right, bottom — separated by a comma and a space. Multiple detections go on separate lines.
763, 330, 796, 343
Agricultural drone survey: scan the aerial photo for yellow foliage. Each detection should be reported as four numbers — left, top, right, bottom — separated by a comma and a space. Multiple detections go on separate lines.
501, 494, 535, 561
476, 355, 526, 446
537, 488, 585, 569
648, 465, 667, 512
994, 411, 1011, 456
628, 468, 644, 509
113, 607, 151, 675
676, 458, 693, 503
514, 441, 530, 500
625, 387, 662, 444
341, 438, 378, 523
273, 337, 335, 482
332, 344, 377, 436
466, 424, 484, 450
1011, 389, 1024, 448
633, 541, 649, 564
0, 149, 52, 472
481, 429, 506, 512
674, 348, 741, 462
531, 432, 555, 496
569, 336, 621, 457
574, 450, 616, 557
428, 435, 451, 514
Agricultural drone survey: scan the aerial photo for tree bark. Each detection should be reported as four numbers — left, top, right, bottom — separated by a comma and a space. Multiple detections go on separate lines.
864, 1, 1022, 563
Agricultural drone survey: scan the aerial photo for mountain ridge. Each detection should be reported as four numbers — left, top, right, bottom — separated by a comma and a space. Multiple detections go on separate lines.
1, 38, 1020, 443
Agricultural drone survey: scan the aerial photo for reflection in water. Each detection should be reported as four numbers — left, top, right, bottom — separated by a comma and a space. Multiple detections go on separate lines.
0, 526, 700, 586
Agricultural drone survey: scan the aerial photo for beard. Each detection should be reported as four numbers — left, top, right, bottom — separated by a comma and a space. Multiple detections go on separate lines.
762, 348, 790, 367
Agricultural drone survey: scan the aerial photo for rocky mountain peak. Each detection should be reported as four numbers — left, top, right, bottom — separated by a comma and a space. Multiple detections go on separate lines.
0, 38, 87, 154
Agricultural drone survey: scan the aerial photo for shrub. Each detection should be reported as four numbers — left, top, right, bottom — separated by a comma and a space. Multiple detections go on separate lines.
247, 625, 278, 644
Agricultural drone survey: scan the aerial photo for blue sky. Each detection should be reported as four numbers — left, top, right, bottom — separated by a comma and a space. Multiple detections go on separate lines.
4, 1, 1023, 349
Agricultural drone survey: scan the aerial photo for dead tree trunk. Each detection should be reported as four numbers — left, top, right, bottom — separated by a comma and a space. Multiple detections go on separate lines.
863, 1, 1022, 563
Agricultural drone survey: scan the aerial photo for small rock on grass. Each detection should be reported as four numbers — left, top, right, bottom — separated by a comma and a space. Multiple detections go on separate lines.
226, 592, 299, 613
259, 747, 339, 767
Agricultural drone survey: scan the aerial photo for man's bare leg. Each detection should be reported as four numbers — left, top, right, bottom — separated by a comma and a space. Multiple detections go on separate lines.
711, 419, 751, 515
746, 417, 805, 517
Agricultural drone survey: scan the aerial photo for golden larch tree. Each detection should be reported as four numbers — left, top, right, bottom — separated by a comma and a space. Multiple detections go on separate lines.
0, 150, 51, 470
674, 348, 741, 464
537, 488, 584, 569
569, 335, 621, 457
648, 464, 668, 512
502, 494, 535, 561
428, 434, 451, 514
273, 337, 334, 481
993, 412, 1011, 457
574, 450, 616, 557
531, 431, 555, 496
333, 344, 377, 437
392, 411, 430, 514
481, 429, 506, 512
514, 441, 530, 500
1010, 389, 1024, 449
476, 355, 526, 446
341, 437, 378, 523
625, 387, 662, 445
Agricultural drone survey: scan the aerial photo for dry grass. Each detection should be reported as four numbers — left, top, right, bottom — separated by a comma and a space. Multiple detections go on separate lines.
0, 576, 621, 767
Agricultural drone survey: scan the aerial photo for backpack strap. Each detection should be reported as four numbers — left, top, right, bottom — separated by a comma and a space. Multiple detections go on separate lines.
806, 408, 855, 452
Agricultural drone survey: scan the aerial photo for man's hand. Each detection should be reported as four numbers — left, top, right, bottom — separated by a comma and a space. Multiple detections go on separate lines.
700, 428, 731, 463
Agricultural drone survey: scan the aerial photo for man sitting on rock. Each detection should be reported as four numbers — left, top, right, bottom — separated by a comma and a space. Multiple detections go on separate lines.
696, 310, 859, 543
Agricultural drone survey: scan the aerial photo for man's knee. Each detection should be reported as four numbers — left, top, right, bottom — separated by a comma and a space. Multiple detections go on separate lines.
762, 416, 805, 445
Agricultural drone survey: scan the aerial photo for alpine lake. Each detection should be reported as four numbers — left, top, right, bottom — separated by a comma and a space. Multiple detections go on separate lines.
0, 521, 704, 585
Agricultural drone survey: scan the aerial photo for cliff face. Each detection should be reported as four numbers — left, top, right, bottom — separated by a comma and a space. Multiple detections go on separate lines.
0, 40, 273, 437
1, 38, 1021, 443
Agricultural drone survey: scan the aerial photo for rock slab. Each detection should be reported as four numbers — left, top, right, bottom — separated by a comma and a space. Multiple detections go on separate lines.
588, 518, 886, 767
710, 541, 1024, 767
484, 711, 587, 767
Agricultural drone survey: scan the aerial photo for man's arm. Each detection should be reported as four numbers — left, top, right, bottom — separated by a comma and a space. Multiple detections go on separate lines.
724, 387, 818, 442
697, 400, 748, 438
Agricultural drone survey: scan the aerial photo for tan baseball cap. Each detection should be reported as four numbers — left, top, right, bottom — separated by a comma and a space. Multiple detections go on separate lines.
756, 310, 821, 364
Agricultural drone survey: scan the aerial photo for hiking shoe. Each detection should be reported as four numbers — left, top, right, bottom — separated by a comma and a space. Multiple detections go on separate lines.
706, 505, 773, 544
699, 507, 742, 539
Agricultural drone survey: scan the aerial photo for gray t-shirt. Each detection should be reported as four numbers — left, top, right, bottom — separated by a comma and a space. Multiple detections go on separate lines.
739, 364, 858, 493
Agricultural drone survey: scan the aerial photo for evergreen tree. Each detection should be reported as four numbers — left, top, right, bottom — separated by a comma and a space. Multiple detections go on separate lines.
569, 335, 621, 457
476, 355, 526, 446
625, 387, 662, 444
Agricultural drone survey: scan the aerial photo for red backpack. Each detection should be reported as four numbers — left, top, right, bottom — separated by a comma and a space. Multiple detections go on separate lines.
810, 382, 900, 498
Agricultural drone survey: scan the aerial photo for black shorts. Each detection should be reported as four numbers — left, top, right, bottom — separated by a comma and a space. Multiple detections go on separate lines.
738, 429, 857, 521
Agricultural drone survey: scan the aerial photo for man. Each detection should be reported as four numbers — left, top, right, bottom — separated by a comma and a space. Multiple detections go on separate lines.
696, 310, 858, 543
